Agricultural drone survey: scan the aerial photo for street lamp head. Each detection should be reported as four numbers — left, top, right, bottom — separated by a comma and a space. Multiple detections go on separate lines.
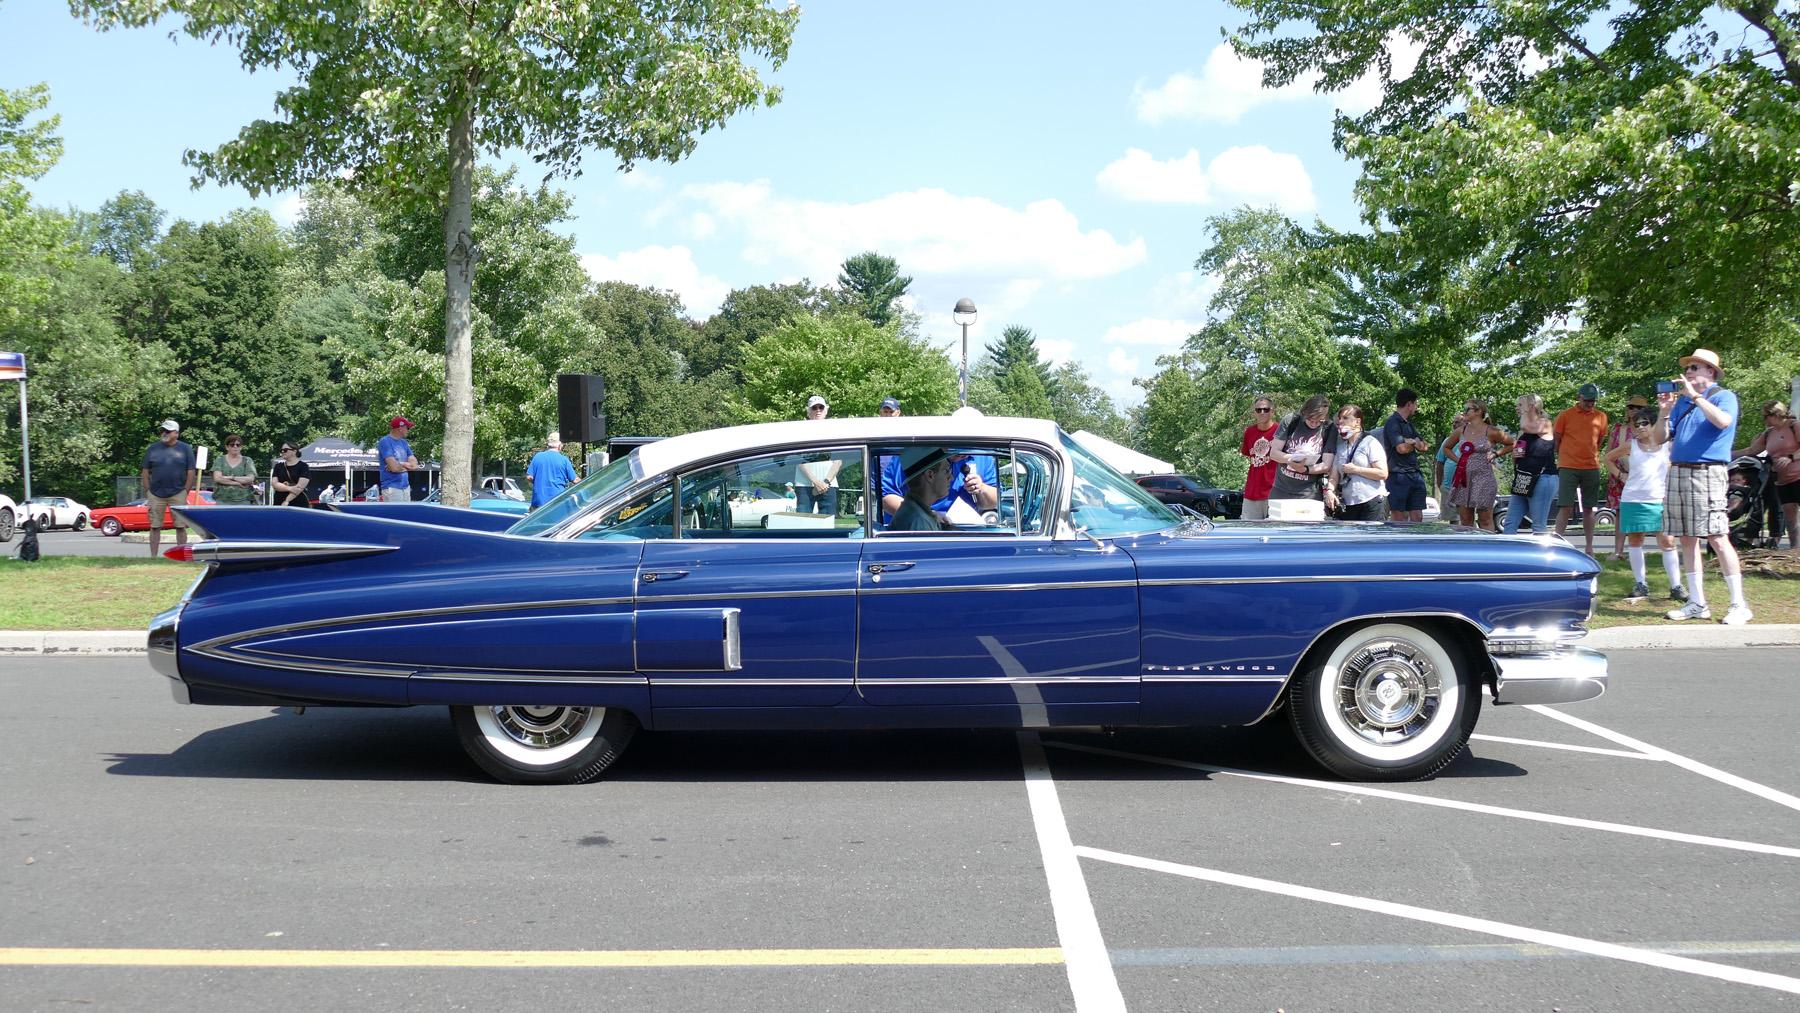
952, 298, 977, 327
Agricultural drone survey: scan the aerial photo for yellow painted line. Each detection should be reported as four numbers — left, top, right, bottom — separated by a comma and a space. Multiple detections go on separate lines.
0, 947, 1064, 968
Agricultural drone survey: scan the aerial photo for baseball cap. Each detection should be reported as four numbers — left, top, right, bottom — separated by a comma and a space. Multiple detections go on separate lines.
879, 397, 901, 411
805, 395, 828, 410
1577, 383, 1599, 400
158, 419, 180, 432
390, 416, 415, 429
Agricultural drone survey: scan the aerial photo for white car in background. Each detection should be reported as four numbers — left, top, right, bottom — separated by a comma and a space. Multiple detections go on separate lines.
26, 496, 89, 531
0, 493, 38, 542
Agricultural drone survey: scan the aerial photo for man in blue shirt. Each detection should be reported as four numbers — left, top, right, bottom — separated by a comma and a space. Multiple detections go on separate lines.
139, 419, 195, 557
1649, 348, 1750, 624
881, 450, 998, 525
377, 417, 419, 503
526, 434, 579, 508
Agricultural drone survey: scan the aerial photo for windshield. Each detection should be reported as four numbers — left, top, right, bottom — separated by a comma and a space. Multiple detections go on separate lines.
506, 453, 640, 537
1061, 434, 1181, 537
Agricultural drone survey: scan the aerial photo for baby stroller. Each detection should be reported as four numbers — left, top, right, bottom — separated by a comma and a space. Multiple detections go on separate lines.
1727, 454, 1769, 549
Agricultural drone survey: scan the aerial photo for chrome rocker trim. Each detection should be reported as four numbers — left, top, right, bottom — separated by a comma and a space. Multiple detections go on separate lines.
1488, 645, 1609, 705
179, 540, 401, 562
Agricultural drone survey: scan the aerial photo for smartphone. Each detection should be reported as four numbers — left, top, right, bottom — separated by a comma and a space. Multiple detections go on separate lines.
1655, 380, 1680, 394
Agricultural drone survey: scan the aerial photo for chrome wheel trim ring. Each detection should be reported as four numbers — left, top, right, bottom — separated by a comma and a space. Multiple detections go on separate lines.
1316, 625, 1460, 763
472, 705, 604, 767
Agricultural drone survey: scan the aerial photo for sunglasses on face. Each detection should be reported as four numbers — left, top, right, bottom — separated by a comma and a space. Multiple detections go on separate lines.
1253, 407, 1271, 413
226, 442, 241, 447
1683, 364, 1708, 372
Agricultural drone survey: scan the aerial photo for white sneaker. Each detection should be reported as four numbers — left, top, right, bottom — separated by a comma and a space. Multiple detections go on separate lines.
1666, 600, 1712, 621
1721, 604, 1753, 625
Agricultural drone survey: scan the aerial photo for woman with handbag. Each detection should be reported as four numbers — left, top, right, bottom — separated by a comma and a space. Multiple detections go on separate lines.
1503, 394, 1559, 534
1737, 400, 1800, 548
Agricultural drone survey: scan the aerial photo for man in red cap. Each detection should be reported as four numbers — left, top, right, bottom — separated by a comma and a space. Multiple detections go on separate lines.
377, 416, 420, 503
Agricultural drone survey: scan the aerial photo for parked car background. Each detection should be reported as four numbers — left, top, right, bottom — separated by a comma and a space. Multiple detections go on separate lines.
480, 476, 526, 501
422, 486, 533, 516
1135, 473, 1244, 519
26, 496, 90, 531
90, 490, 217, 536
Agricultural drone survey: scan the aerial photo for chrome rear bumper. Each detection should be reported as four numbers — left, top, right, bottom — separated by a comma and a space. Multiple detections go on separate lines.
1488, 645, 1608, 705
148, 604, 190, 705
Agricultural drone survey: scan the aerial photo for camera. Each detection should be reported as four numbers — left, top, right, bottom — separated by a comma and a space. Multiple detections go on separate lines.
1655, 380, 1680, 394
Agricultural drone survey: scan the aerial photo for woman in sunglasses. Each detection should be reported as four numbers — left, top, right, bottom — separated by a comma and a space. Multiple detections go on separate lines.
211, 434, 258, 505
1603, 408, 1682, 600
271, 443, 312, 508
1238, 395, 1280, 520
1737, 400, 1800, 548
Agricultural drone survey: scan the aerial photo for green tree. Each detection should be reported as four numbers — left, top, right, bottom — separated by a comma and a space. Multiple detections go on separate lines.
73, 189, 164, 271
996, 360, 1054, 420
836, 251, 911, 327
982, 325, 1058, 399
0, 84, 65, 330
1229, 0, 1800, 351
576, 281, 734, 441
1046, 361, 1127, 442
693, 280, 838, 380
735, 315, 956, 423
76, 0, 799, 504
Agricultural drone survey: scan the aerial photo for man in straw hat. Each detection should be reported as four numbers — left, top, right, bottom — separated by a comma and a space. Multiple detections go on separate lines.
1648, 347, 1752, 624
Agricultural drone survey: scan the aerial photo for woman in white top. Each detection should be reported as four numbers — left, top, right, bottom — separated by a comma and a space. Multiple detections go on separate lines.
1603, 407, 1681, 601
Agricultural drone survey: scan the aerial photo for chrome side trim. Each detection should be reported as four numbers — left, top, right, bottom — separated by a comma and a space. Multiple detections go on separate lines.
648, 677, 855, 687
182, 540, 400, 562
638, 588, 852, 603
1141, 674, 1288, 683
410, 673, 649, 685
723, 608, 742, 671
858, 675, 1140, 686
1490, 647, 1608, 705
860, 579, 1139, 596
182, 645, 416, 679
1140, 571, 1589, 586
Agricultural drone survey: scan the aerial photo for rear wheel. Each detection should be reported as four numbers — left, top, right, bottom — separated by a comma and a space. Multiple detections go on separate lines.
451, 705, 636, 785
100, 516, 123, 537
1288, 622, 1479, 781
0, 507, 12, 542
73, 514, 88, 531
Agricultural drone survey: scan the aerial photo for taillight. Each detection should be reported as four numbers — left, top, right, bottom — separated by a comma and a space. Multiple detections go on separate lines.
163, 545, 195, 562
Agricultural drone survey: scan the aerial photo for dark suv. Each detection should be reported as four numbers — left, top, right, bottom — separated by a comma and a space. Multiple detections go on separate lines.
1136, 473, 1243, 519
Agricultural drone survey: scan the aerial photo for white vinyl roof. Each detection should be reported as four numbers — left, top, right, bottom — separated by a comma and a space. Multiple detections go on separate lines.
632, 415, 1069, 477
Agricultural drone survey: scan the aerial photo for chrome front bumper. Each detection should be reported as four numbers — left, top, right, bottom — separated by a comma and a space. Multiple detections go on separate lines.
1488, 645, 1608, 705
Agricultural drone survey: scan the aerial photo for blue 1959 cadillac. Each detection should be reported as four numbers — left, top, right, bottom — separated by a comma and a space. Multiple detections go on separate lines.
148, 415, 1606, 784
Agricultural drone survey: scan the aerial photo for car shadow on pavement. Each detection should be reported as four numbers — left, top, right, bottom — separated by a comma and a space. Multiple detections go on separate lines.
100, 705, 1526, 784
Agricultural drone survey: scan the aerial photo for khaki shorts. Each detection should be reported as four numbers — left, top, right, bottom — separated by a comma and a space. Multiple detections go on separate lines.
1240, 498, 1270, 520
144, 492, 187, 530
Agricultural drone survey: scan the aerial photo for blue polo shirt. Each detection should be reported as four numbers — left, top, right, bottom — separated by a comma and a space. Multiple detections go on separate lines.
1668, 386, 1738, 464
376, 435, 413, 490
880, 454, 1000, 521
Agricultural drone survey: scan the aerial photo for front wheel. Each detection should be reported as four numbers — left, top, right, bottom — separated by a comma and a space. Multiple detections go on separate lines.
451, 705, 636, 785
100, 516, 123, 537
1288, 622, 1480, 781
0, 507, 12, 542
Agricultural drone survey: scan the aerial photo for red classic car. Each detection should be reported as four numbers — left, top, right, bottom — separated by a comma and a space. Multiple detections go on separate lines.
91, 490, 216, 536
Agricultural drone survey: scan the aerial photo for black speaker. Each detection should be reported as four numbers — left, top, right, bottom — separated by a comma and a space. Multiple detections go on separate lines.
557, 374, 606, 444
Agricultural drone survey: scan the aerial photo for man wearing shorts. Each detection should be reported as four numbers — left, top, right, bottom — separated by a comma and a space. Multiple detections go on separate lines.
1649, 348, 1751, 624
1380, 387, 1432, 521
139, 420, 195, 558
1552, 382, 1609, 556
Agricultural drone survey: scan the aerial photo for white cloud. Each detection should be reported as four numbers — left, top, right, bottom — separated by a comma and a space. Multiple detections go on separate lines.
579, 245, 732, 318
1106, 346, 1141, 377
1134, 38, 1425, 126
1096, 146, 1315, 214
1037, 338, 1077, 366
1101, 317, 1199, 349
1205, 146, 1317, 213
1096, 148, 1210, 204
1150, 271, 1219, 316
680, 182, 1148, 284
271, 191, 305, 226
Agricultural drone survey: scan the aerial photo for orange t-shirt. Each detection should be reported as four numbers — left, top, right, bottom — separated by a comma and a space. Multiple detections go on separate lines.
1553, 405, 1609, 470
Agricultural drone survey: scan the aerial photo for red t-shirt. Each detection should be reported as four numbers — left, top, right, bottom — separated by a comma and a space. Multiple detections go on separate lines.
1240, 422, 1279, 501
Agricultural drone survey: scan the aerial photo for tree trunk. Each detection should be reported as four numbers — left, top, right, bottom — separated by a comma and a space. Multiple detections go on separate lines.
441, 84, 476, 508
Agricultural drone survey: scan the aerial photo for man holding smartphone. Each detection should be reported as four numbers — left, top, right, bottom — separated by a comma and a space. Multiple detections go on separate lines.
1381, 387, 1433, 522
1647, 348, 1751, 624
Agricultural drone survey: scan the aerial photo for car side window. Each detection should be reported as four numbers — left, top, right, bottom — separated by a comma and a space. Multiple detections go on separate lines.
872, 444, 1051, 537
677, 449, 864, 539
571, 482, 675, 540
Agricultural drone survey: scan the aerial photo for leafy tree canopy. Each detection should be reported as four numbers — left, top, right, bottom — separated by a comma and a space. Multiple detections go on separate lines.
982, 324, 1058, 399
0, 84, 66, 329
836, 251, 911, 327
735, 314, 956, 423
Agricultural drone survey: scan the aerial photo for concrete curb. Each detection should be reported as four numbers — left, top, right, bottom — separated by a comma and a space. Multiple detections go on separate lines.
5, 624, 1798, 657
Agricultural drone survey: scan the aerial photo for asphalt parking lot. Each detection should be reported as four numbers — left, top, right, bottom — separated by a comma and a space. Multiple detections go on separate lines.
9, 529, 145, 559
4, 648, 1798, 1012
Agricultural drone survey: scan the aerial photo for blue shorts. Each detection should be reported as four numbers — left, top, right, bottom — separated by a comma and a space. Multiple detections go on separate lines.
1385, 470, 1426, 512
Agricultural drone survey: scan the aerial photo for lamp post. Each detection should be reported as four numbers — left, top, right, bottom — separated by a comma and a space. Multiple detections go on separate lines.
953, 298, 977, 406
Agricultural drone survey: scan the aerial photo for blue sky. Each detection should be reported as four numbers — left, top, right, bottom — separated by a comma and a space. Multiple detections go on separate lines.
1, 1, 1407, 406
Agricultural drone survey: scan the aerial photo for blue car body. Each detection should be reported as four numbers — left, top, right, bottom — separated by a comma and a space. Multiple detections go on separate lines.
149, 416, 1606, 784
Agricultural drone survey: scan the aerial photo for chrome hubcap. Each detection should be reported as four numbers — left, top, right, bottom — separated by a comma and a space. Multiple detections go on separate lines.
487, 706, 594, 750
1336, 640, 1442, 744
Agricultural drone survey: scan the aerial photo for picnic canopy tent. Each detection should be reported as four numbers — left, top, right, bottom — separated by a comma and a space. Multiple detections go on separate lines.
286, 437, 439, 502
1069, 430, 1173, 477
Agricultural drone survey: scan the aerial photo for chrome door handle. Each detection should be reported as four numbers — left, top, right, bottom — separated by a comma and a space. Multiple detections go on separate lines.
641, 570, 689, 583
867, 562, 914, 574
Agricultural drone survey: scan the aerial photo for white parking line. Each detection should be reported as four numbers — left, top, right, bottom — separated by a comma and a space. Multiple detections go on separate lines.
1018, 732, 1127, 1013
1469, 733, 1658, 759
1527, 705, 1800, 813
1045, 741, 1800, 859
1077, 846, 1800, 996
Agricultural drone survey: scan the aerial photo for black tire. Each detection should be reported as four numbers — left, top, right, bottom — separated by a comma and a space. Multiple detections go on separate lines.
73, 514, 88, 531
99, 516, 123, 537
451, 705, 636, 785
0, 507, 12, 543
1288, 621, 1480, 781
